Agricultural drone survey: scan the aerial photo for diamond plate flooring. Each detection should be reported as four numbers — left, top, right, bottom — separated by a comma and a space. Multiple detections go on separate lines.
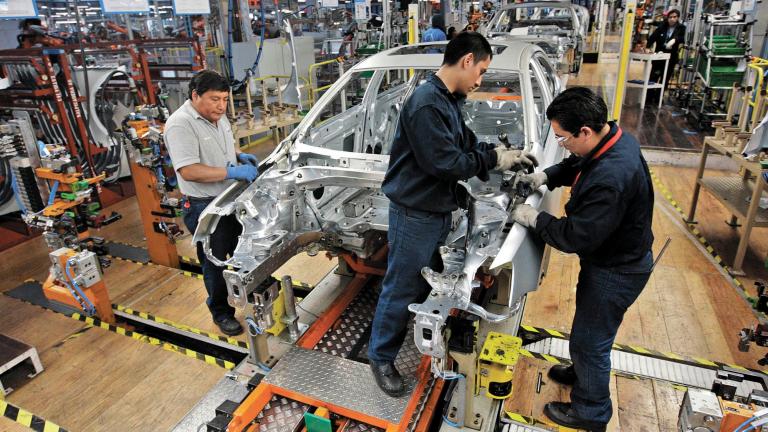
314, 286, 423, 378
314, 287, 378, 358
264, 347, 416, 424
256, 396, 310, 432
525, 338, 766, 397
344, 421, 384, 432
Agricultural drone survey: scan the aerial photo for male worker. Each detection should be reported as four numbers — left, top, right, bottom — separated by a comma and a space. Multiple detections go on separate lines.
512, 87, 654, 431
368, 32, 538, 397
165, 70, 259, 336
422, 15, 447, 42
646, 9, 685, 91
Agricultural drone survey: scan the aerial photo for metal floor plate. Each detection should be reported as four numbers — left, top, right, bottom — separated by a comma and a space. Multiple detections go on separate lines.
256, 396, 310, 432
526, 338, 765, 397
314, 286, 423, 378
264, 347, 416, 423
315, 287, 378, 358
344, 421, 384, 432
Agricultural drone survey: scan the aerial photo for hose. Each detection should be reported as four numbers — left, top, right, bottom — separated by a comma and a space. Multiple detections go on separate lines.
65, 258, 97, 315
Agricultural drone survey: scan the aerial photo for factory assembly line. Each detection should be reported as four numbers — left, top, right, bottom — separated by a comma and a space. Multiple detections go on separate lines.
0, 1, 767, 432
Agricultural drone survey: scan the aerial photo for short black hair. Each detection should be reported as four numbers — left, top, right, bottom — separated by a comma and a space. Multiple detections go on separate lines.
442, 31, 493, 66
189, 70, 229, 99
546, 87, 607, 135
667, 8, 680, 18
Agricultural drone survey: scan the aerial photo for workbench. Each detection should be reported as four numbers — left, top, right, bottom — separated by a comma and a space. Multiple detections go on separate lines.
625, 51, 670, 110
686, 137, 768, 275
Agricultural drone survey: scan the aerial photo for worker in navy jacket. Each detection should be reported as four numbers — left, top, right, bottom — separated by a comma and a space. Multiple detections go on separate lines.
646, 9, 686, 89
368, 32, 538, 397
512, 87, 654, 431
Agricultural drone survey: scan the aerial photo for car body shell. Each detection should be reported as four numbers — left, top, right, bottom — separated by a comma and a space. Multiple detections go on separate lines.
193, 40, 567, 365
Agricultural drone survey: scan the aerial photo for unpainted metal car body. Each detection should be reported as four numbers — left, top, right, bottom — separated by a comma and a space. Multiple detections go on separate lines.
482, 2, 589, 74
193, 40, 567, 372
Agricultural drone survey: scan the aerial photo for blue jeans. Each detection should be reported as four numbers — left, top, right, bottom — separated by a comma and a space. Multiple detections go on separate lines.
182, 198, 241, 321
367, 202, 452, 363
570, 251, 653, 423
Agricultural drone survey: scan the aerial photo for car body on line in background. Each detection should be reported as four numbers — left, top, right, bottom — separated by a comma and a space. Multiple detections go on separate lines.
481, 1, 589, 74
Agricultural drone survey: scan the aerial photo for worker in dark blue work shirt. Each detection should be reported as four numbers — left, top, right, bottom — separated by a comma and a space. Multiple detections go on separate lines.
367, 32, 538, 397
512, 87, 654, 431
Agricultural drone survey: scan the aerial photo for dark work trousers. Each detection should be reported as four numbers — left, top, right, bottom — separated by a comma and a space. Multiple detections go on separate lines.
182, 198, 241, 321
569, 251, 653, 423
367, 202, 452, 363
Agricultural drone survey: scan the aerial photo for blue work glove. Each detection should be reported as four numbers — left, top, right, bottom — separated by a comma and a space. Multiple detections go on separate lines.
238, 153, 259, 166
226, 164, 258, 182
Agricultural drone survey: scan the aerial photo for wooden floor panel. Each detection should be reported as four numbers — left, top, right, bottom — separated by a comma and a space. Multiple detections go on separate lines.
3, 297, 223, 432
0, 415, 39, 432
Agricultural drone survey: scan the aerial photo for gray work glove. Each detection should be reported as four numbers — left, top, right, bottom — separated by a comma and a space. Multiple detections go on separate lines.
514, 172, 548, 191
511, 203, 540, 229
494, 147, 539, 171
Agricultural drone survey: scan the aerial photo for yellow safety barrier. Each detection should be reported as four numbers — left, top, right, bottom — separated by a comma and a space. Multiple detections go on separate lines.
612, 0, 636, 122
308, 58, 343, 106
746, 57, 768, 125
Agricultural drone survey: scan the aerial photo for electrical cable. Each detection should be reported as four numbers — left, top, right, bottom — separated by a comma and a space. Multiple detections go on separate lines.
227, 0, 235, 80
442, 416, 461, 428
65, 259, 97, 315
48, 181, 59, 206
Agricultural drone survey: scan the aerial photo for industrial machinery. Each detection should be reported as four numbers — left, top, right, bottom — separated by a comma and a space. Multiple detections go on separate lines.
194, 41, 565, 431
678, 386, 768, 432
121, 105, 183, 267
43, 247, 115, 323
0, 116, 119, 250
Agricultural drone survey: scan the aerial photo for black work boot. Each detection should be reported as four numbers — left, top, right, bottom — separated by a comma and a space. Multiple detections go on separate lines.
370, 361, 406, 397
214, 316, 244, 336
544, 402, 607, 432
548, 364, 577, 386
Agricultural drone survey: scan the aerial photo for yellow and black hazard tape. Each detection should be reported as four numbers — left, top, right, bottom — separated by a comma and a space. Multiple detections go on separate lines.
107, 240, 144, 249
1, 400, 68, 432
6, 283, 235, 370
68, 312, 236, 369
648, 168, 767, 322
108, 254, 155, 267
113, 304, 248, 349
519, 324, 767, 376
516, 347, 688, 391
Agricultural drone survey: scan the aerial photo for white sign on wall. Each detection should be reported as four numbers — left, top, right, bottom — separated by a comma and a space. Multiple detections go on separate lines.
99, 0, 149, 14
321, 0, 339, 7
173, 0, 210, 15
354, 0, 369, 20
0, 0, 38, 19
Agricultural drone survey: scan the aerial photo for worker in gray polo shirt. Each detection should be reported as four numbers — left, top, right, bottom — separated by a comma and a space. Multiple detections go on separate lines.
165, 70, 258, 336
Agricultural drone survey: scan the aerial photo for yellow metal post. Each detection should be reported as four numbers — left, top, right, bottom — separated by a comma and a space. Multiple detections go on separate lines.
611, 0, 636, 123
408, 4, 418, 45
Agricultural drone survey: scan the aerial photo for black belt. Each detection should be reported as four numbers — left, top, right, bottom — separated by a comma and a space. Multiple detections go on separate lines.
184, 195, 215, 203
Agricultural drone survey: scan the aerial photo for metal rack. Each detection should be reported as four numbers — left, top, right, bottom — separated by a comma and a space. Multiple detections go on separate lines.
685, 14, 754, 129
